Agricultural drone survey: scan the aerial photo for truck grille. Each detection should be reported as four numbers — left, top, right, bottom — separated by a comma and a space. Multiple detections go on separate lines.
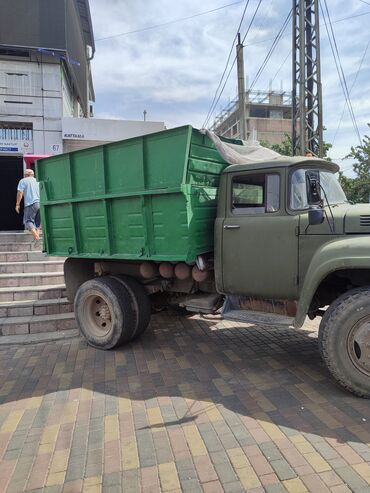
360, 215, 370, 226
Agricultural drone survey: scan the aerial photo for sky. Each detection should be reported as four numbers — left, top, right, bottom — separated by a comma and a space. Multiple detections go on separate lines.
89, 0, 370, 174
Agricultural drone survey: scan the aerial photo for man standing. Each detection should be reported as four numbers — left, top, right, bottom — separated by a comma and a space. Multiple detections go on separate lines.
15, 169, 40, 240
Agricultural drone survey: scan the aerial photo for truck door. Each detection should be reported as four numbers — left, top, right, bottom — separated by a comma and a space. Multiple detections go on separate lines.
221, 169, 299, 300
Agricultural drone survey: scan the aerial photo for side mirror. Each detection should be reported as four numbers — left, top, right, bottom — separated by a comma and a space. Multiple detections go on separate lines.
308, 206, 324, 226
305, 169, 322, 205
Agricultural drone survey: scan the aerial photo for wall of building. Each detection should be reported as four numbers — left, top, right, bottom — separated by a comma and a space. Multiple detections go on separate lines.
0, 55, 64, 156
62, 118, 166, 152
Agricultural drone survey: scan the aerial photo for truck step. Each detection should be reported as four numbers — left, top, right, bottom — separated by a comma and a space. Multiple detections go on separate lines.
222, 309, 294, 327
0, 298, 72, 318
0, 284, 66, 302
0, 312, 76, 336
0, 271, 64, 288
0, 260, 64, 274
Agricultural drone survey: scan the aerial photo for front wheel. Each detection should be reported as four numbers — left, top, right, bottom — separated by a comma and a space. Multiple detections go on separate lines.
319, 287, 370, 398
74, 276, 136, 349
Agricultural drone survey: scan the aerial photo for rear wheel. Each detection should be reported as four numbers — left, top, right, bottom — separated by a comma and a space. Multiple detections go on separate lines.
319, 287, 370, 398
74, 276, 136, 349
110, 275, 151, 338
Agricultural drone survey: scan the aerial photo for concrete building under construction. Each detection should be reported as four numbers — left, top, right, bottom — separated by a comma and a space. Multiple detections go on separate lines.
210, 89, 292, 145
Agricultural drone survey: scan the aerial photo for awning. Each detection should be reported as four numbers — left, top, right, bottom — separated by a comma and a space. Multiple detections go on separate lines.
23, 154, 50, 168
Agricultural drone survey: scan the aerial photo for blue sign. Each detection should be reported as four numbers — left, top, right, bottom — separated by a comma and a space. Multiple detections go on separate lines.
0, 147, 18, 152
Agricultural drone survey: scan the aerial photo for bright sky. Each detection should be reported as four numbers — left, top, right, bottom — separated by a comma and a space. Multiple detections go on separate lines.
89, 0, 370, 173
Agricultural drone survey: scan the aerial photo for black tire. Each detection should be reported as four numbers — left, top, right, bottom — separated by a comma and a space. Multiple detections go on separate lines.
318, 287, 370, 398
74, 276, 136, 349
110, 275, 151, 339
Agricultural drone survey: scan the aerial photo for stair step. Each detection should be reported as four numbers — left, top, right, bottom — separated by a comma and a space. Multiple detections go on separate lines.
0, 297, 72, 317
0, 312, 76, 336
0, 260, 64, 274
0, 232, 43, 243
0, 271, 64, 288
0, 252, 64, 262
0, 284, 66, 302
0, 242, 42, 253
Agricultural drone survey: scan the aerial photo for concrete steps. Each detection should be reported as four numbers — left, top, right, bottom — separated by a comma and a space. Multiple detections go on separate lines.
0, 231, 75, 337
0, 251, 63, 262
0, 242, 42, 252
0, 271, 65, 288
0, 313, 76, 336
0, 260, 64, 274
0, 283, 67, 302
0, 297, 73, 317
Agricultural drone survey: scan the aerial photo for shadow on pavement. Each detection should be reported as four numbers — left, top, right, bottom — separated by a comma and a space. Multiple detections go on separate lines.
0, 311, 369, 447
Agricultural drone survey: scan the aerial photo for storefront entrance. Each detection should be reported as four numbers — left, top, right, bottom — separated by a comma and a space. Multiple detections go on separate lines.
0, 155, 24, 231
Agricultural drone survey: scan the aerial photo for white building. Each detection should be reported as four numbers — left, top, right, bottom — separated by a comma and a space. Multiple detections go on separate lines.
0, 1, 165, 231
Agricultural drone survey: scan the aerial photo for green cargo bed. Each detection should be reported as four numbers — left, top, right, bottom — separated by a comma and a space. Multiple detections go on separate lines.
37, 126, 230, 263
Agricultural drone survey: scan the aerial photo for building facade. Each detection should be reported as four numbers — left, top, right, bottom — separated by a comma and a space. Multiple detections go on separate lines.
211, 90, 292, 145
0, 1, 165, 231
0, 0, 95, 230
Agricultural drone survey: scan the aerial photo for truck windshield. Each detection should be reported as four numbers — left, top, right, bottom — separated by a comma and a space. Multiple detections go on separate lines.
290, 168, 348, 210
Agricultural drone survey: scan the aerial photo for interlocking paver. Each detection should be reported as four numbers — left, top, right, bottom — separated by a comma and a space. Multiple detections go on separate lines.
0, 312, 369, 492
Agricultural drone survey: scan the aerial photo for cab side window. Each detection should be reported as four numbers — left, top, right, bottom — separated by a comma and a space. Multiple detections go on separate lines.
232, 173, 280, 215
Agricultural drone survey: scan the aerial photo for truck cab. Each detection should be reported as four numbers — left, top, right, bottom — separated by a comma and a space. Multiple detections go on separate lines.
216, 157, 370, 398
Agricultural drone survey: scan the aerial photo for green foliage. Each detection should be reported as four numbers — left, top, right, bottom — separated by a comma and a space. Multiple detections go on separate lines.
261, 132, 332, 158
339, 127, 370, 203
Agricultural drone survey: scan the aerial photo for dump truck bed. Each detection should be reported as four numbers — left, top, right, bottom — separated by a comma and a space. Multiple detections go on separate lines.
37, 126, 231, 263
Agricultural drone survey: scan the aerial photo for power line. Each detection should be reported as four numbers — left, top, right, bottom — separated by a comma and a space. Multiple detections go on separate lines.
203, 0, 263, 129
331, 38, 370, 147
243, 10, 370, 48
95, 1, 244, 41
249, 9, 292, 91
320, 0, 362, 146
271, 50, 292, 84
202, 0, 251, 129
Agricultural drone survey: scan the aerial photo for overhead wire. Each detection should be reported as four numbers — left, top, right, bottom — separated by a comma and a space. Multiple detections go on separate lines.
202, 0, 252, 129
331, 38, 370, 147
271, 50, 292, 85
203, 0, 263, 129
320, 0, 362, 145
248, 8, 292, 92
95, 1, 245, 41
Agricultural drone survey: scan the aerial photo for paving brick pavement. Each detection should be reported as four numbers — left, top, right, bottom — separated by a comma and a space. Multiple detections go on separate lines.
0, 311, 369, 493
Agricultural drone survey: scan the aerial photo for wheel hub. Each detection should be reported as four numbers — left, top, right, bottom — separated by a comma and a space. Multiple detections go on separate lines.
348, 319, 370, 376
83, 294, 113, 338
98, 303, 111, 321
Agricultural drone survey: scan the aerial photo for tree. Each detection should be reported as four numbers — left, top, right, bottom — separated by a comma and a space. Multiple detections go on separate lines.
261, 132, 332, 158
339, 127, 370, 203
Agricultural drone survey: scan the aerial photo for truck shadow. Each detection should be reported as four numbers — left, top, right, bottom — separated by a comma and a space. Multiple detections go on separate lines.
0, 312, 369, 449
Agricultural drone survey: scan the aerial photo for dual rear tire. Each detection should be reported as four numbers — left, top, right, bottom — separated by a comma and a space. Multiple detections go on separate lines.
74, 275, 151, 350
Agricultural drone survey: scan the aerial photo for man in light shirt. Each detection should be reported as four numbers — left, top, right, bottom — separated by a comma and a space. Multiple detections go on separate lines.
15, 169, 40, 240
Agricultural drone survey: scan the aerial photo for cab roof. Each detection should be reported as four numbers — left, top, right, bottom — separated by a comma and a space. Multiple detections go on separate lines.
223, 156, 339, 174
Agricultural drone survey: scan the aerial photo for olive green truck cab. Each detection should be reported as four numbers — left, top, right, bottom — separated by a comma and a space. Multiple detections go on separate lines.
37, 126, 370, 398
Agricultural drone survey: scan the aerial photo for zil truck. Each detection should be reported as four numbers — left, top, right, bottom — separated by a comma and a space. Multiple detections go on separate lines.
37, 126, 370, 398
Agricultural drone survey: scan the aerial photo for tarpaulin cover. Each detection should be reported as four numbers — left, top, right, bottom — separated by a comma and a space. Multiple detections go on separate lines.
201, 129, 281, 164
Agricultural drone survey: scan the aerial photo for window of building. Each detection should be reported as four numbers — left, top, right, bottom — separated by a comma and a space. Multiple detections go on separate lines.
270, 109, 283, 119
249, 106, 269, 118
0, 48, 30, 59
232, 173, 280, 214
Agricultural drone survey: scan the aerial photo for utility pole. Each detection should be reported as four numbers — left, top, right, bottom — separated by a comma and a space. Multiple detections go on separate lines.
292, 0, 323, 156
236, 33, 247, 141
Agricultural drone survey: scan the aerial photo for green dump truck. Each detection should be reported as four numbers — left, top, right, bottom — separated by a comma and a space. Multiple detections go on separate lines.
37, 125, 370, 398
